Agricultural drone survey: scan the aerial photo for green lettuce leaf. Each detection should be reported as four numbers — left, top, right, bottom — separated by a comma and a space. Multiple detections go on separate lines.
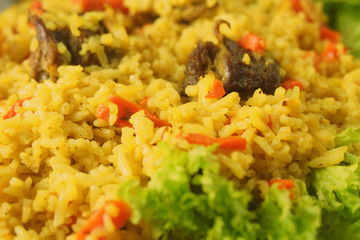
335, 127, 360, 147
118, 143, 322, 240
118, 143, 258, 240
257, 182, 321, 240
312, 152, 360, 218
318, 211, 360, 240
311, 152, 360, 239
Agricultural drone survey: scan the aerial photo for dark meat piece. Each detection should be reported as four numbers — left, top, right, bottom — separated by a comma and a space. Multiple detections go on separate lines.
216, 38, 281, 98
29, 14, 122, 81
29, 15, 66, 81
183, 21, 281, 99
184, 41, 218, 87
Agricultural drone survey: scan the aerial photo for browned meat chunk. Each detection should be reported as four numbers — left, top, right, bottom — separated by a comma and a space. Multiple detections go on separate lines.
184, 41, 218, 87
29, 15, 66, 81
183, 21, 281, 99
29, 14, 122, 81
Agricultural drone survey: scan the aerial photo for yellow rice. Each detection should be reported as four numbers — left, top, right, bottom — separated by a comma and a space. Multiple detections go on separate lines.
0, 0, 360, 239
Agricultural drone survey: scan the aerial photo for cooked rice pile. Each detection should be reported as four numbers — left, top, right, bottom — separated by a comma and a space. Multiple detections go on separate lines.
0, 0, 360, 239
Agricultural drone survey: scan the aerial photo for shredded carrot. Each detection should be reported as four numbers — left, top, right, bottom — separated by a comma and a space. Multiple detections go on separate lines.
181, 133, 247, 151
289, 0, 314, 22
225, 116, 232, 125
321, 41, 339, 62
205, 79, 226, 98
289, 0, 303, 12
95, 103, 110, 122
3, 97, 32, 120
28, 22, 35, 29
96, 96, 170, 128
320, 26, 340, 43
281, 79, 304, 91
109, 96, 142, 128
183, 133, 215, 147
267, 114, 272, 129
268, 179, 295, 199
76, 200, 131, 240
238, 33, 266, 54
144, 110, 171, 128
73, 0, 128, 13
214, 136, 247, 151
30, 1, 44, 16
140, 96, 151, 106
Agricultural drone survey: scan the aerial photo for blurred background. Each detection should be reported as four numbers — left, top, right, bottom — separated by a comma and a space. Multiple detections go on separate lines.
319, 0, 360, 57
0, 0, 12, 10
0, 0, 359, 57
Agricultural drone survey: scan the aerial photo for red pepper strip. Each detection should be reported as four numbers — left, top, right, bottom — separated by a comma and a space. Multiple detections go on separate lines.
3, 97, 32, 120
76, 200, 131, 240
267, 114, 272, 129
182, 133, 247, 151
238, 33, 266, 54
321, 41, 339, 62
30, 1, 44, 16
268, 179, 295, 199
73, 0, 129, 13
205, 79, 226, 98
281, 79, 304, 91
320, 26, 340, 43
96, 96, 170, 128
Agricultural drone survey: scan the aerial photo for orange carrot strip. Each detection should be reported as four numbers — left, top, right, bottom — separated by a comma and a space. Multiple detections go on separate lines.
321, 41, 339, 62
181, 133, 247, 151
281, 79, 304, 91
320, 26, 340, 43
73, 0, 128, 13
140, 96, 151, 106
289, 0, 313, 22
205, 79, 225, 98
267, 114, 272, 129
76, 200, 131, 240
183, 133, 215, 146
96, 96, 171, 128
225, 116, 232, 125
144, 110, 171, 128
238, 33, 266, 54
30, 1, 44, 16
3, 97, 32, 120
109, 96, 142, 128
214, 136, 247, 151
268, 179, 295, 199
95, 103, 110, 122
289, 0, 303, 12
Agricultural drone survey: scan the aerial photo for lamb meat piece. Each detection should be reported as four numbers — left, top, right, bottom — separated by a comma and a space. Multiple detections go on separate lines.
183, 21, 281, 99
217, 38, 281, 98
29, 14, 122, 81
29, 15, 67, 81
183, 41, 218, 88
